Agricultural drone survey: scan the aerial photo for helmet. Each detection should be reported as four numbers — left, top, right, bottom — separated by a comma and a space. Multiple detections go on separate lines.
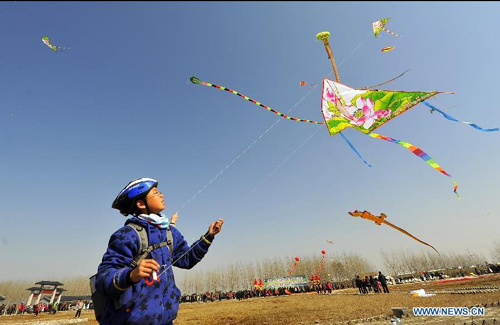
112, 178, 158, 216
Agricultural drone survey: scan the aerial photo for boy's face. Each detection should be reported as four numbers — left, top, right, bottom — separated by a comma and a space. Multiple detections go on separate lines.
137, 187, 165, 214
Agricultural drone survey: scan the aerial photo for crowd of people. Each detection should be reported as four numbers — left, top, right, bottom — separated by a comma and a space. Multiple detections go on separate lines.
355, 271, 390, 294
181, 280, 354, 303
0, 300, 92, 317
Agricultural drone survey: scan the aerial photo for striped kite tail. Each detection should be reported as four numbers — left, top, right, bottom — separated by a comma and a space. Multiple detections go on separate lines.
190, 76, 324, 125
383, 28, 401, 37
369, 132, 459, 198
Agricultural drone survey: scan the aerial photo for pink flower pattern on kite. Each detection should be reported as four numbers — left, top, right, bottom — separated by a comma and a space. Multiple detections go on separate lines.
350, 97, 391, 129
324, 89, 355, 120
326, 89, 336, 101
322, 89, 338, 120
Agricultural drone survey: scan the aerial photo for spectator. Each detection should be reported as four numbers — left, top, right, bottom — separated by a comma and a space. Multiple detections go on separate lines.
378, 271, 390, 293
363, 276, 370, 293
369, 275, 378, 293
74, 300, 83, 318
355, 276, 363, 294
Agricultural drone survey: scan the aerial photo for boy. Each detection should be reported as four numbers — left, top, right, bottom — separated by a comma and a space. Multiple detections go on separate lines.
94, 178, 223, 324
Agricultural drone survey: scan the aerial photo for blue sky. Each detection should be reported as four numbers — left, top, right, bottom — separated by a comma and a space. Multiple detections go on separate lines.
1, 2, 499, 281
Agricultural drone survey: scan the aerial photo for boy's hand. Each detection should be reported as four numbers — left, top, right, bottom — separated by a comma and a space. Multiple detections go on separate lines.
130, 259, 159, 283
171, 212, 179, 224
208, 218, 224, 236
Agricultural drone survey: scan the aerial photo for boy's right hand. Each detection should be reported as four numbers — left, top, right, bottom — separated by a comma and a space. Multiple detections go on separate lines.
129, 259, 159, 283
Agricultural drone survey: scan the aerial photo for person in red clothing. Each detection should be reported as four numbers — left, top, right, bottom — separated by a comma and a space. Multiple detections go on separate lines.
326, 281, 333, 293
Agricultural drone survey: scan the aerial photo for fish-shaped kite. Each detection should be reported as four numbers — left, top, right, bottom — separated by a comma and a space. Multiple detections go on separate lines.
381, 46, 395, 53
348, 210, 439, 254
373, 18, 401, 38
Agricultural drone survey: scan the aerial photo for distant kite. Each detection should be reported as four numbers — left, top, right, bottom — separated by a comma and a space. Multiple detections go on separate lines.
381, 46, 395, 53
287, 257, 300, 276
42, 36, 69, 52
373, 18, 401, 38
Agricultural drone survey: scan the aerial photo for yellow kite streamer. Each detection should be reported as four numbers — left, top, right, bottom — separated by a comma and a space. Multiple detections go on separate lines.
348, 210, 440, 254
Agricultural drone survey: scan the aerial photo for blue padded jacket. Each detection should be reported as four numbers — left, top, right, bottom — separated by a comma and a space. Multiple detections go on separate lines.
95, 217, 212, 324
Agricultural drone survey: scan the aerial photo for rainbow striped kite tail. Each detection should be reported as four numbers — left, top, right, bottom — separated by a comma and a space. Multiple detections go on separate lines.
383, 28, 401, 37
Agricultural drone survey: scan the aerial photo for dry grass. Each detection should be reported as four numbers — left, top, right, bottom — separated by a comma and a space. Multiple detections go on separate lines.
175, 275, 500, 325
2, 276, 500, 325
175, 292, 500, 325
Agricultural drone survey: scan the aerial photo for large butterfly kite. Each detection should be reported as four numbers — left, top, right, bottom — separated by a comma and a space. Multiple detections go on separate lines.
190, 31, 497, 196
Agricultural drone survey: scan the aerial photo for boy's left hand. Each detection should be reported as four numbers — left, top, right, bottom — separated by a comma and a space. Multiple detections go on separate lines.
208, 218, 224, 236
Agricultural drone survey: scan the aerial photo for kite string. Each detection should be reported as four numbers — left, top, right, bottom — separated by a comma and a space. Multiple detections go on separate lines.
250, 131, 317, 193
176, 86, 317, 214
157, 237, 204, 277
359, 69, 410, 90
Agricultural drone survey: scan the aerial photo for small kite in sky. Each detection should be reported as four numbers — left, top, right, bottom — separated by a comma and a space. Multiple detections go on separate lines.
326, 240, 333, 245
348, 210, 440, 254
300, 81, 317, 86
42, 36, 69, 52
381, 46, 395, 53
373, 18, 401, 38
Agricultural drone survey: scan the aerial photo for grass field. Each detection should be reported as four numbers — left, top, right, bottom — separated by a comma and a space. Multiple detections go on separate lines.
2, 275, 500, 324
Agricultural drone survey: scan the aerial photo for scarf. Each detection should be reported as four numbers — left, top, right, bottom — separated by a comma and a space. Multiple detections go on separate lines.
137, 213, 169, 229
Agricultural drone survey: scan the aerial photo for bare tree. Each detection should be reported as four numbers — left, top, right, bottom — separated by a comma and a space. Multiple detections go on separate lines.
491, 241, 500, 263
380, 249, 399, 277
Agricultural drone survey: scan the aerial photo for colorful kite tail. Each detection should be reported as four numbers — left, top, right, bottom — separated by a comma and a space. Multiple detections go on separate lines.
423, 101, 499, 132
190, 76, 324, 125
383, 28, 401, 37
368, 132, 459, 198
